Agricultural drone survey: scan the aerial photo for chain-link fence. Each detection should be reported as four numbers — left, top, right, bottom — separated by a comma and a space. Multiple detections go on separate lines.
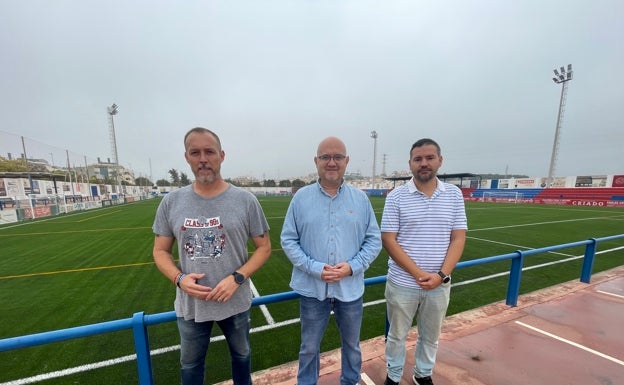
0, 130, 103, 179
0, 130, 157, 223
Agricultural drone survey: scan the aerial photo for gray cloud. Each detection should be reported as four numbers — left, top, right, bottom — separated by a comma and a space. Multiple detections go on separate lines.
1, 0, 622, 182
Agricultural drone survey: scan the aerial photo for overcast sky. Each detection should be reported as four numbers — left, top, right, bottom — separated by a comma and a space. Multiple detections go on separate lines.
1, 1, 622, 182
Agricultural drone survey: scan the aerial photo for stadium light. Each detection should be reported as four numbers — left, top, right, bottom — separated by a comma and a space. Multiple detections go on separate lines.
107, 103, 121, 197
546, 64, 573, 188
107, 103, 119, 164
108, 103, 118, 116
370, 130, 378, 188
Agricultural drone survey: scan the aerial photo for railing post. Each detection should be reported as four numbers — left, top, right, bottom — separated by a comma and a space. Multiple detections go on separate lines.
132, 311, 154, 385
580, 238, 597, 283
506, 250, 524, 306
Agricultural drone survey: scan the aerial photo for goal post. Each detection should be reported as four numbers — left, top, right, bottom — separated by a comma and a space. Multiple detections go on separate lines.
483, 191, 524, 203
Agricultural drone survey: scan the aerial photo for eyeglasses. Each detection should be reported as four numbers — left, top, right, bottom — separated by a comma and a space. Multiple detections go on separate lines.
317, 154, 347, 163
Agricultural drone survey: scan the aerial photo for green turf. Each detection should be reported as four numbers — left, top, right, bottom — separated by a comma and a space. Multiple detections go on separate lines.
0, 197, 623, 384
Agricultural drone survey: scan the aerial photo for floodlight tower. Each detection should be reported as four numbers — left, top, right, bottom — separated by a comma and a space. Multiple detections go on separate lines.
370, 130, 378, 188
107, 103, 119, 164
546, 64, 573, 187
107, 103, 121, 194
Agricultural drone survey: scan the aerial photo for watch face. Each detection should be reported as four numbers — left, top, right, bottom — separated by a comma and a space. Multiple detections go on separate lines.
233, 272, 245, 284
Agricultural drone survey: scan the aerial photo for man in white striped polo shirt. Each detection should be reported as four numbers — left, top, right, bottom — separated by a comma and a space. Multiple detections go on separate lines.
382, 138, 467, 385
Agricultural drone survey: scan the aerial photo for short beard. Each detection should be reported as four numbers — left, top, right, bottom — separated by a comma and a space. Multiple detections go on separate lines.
195, 174, 216, 184
414, 171, 435, 183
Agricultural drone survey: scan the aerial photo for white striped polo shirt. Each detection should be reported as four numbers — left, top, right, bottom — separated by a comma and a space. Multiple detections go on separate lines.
381, 177, 468, 288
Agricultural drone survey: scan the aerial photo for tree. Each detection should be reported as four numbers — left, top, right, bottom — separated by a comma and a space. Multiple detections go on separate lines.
180, 172, 191, 186
168, 169, 180, 186
279, 179, 292, 187
225, 178, 241, 187
135, 176, 152, 186
263, 179, 276, 187
291, 179, 306, 188
0, 157, 28, 172
156, 179, 171, 186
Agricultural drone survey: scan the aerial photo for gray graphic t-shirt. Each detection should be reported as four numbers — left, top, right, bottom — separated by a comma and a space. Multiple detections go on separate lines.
153, 184, 269, 322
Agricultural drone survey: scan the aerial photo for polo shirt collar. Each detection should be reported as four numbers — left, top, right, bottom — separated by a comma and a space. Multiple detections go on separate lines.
408, 176, 445, 194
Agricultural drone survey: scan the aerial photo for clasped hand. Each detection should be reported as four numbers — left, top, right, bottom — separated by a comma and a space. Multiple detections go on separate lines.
178, 273, 238, 302
321, 262, 352, 282
417, 272, 442, 290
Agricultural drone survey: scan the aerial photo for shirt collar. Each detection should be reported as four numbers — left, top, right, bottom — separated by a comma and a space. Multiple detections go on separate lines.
407, 176, 445, 194
316, 179, 345, 194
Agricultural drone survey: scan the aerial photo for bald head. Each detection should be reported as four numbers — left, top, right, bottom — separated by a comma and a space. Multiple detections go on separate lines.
317, 136, 347, 156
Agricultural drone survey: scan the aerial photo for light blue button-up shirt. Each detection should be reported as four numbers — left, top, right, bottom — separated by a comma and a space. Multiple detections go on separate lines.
281, 181, 382, 301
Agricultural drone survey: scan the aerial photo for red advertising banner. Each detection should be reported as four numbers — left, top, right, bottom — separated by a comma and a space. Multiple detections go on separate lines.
23, 206, 52, 219
612, 175, 624, 187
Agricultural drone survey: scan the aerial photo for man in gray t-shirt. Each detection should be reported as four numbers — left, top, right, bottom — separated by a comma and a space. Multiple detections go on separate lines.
152, 127, 271, 385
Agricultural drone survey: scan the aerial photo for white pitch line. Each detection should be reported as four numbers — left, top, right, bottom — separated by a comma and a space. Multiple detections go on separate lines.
454, 240, 624, 288
515, 321, 624, 366
468, 216, 615, 232
451, 254, 583, 287
249, 279, 275, 325
466, 236, 574, 257
598, 245, 624, 253
597, 290, 624, 300
360, 372, 375, 384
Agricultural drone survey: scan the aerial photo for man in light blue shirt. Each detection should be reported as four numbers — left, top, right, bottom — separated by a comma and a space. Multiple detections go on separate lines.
281, 136, 382, 385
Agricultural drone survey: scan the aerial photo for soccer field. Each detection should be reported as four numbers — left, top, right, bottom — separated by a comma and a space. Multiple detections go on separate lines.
1, 197, 623, 384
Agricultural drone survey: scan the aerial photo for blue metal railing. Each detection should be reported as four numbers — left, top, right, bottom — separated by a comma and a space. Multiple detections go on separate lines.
1, 234, 623, 384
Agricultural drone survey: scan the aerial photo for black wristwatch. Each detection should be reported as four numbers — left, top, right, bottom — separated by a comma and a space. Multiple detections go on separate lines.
232, 271, 246, 285
437, 271, 451, 284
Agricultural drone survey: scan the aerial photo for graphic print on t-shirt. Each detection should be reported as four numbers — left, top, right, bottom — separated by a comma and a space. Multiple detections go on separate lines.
181, 215, 227, 263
